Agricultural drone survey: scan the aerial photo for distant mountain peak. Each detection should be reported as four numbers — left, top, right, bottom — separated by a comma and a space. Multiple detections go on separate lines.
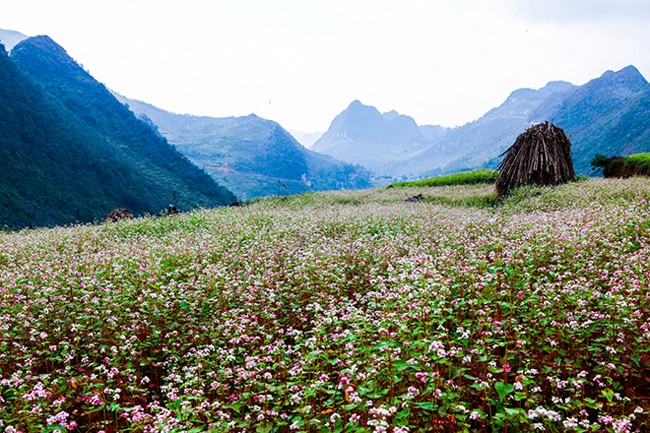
382, 110, 400, 121
504, 80, 575, 104
603, 64, 643, 78
313, 100, 438, 174
12, 34, 89, 82
0, 28, 29, 52
17, 34, 61, 52
341, 100, 381, 116
539, 80, 575, 93
597, 65, 648, 90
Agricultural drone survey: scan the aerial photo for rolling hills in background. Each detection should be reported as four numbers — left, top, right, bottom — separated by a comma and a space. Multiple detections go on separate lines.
314, 66, 650, 178
0, 34, 235, 228
115, 96, 372, 201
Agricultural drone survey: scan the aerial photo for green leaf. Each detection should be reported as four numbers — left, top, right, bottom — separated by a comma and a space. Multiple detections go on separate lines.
229, 400, 244, 413
504, 407, 522, 419
513, 391, 527, 401
394, 408, 410, 421
87, 406, 104, 414
488, 266, 500, 275
602, 388, 614, 403
394, 360, 414, 371
256, 422, 274, 433
414, 402, 435, 411
495, 382, 515, 401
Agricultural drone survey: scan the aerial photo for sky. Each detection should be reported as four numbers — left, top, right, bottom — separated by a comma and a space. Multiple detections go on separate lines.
1, 0, 650, 133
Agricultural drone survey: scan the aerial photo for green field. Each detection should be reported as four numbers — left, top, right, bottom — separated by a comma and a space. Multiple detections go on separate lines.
1, 178, 649, 432
625, 153, 650, 170
388, 169, 498, 188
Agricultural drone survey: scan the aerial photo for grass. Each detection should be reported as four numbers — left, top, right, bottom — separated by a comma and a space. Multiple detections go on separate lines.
388, 169, 498, 188
624, 153, 650, 171
1, 178, 649, 432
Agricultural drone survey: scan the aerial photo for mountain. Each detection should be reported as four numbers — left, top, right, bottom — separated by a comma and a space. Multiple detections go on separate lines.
400, 80, 578, 177
542, 66, 650, 174
115, 96, 373, 201
315, 66, 650, 178
0, 35, 235, 228
312, 100, 444, 176
0, 29, 28, 52
409, 67, 650, 177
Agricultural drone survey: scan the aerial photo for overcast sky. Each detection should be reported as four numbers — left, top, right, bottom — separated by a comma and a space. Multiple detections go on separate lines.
2, 0, 649, 132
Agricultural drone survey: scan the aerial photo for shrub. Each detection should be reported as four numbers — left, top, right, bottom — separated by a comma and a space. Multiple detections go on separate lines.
591, 153, 650, 178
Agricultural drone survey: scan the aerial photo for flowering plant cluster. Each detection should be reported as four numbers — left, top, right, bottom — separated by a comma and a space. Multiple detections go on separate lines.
0, 178, 649, 432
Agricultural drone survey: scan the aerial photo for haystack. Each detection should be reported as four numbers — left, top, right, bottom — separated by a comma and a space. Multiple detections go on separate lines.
496, 122, 575, 198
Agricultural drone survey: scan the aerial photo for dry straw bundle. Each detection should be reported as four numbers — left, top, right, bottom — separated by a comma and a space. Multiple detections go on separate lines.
496, 122, 576, 197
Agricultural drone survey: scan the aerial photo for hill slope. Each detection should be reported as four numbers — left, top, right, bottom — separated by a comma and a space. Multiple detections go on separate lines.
117, 96, 373, 201
0, 35, 235, 228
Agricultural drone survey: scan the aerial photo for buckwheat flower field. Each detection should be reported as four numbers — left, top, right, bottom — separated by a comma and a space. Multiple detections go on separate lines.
1, 178, 649, 433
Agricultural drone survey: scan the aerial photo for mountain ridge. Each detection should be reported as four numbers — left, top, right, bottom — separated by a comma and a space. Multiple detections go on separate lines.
116, 95, 373, 201
314, 66, 650, 178
313, 100, 439, 176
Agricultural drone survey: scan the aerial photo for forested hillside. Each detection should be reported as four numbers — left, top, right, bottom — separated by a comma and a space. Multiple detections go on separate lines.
118, 96, 373, 201
0, 37, 235, 229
